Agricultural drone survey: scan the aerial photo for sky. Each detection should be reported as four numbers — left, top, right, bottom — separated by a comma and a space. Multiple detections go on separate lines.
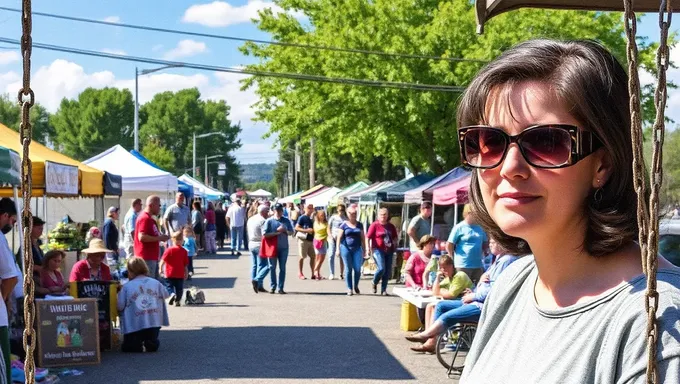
0, 2, 676, 166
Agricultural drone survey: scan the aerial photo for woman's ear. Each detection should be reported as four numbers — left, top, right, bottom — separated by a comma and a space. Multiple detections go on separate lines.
592, 149, 613, 189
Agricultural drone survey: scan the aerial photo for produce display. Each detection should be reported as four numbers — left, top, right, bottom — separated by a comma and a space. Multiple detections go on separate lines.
45, 222, 87, 251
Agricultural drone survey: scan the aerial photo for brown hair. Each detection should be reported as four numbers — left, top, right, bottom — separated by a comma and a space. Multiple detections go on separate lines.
43, 250, 65, 269
315, 209, 327, 223
438, 254, 453, 267
417, 235, 437, 250
126, 256, 150, 276
457, 39, 637, 257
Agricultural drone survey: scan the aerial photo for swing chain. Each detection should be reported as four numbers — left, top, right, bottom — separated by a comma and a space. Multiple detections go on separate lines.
18, 1, 36, 384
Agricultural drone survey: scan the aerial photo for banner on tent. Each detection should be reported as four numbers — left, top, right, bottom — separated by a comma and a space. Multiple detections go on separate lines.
103, 172, 122, 196
45, 161, 79, 195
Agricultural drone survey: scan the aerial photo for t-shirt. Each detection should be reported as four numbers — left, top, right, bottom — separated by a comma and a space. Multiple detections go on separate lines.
123, 208, 138, 234
0, 234, 18, 327
134, 211, 161, 261
247, 215, 267, 249
328, 214, 347, 238
182, 237, 197, 257
313, 222, 328, 241
404, 251, 429, 288
69, 259, 113, 282
264, 216, 294, 249
460, 256, 680, 384
117, 276, 169, 335
204, 209, 216, 231
447, 221, 488, 269
366, 222, 398, 253
408, 215, 431, 251
163, 203, 190, 233
161, 245, 189, 279
296, 214, 314, 242
227, 204, 245, 227
439, 271, 474, 298
340, 222, 364, 250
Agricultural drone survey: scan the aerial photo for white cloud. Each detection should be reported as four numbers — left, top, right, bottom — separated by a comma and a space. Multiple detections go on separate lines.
182, 0, 303, 27
0, 51, 20, 65
163, 39, 208, 60
101, 48, 127, 56
151, 44, 164, 52
102, 16, 121, 23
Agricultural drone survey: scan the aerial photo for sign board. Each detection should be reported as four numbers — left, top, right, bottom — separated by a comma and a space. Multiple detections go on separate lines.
45, 161, 79, 195
218, 162, 226, 170
36, 298, 101, 367
217, 170, 226, 176
70, 281, 118, 350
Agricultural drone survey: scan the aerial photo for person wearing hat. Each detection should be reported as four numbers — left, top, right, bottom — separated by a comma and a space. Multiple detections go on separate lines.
263, 203, 294, 294
103, 206, 120, 261
69, 239, 113, 282
445, 204, 489, 284
407, 201, 433, 251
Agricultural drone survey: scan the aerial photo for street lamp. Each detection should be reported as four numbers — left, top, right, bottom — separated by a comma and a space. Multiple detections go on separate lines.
134, 64, 183, 151
204, 155, 223, 185
193, 132, 227, 178
280, 159, 293, 196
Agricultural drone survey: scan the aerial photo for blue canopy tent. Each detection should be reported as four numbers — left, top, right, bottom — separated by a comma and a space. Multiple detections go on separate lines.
130, 150, 194, 201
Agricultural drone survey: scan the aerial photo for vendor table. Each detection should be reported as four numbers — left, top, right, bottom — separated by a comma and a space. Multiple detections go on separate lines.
392, 287, 442, 309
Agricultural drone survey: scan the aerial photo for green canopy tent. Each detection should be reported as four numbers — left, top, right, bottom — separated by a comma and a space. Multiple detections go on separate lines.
0, 145, 20, 187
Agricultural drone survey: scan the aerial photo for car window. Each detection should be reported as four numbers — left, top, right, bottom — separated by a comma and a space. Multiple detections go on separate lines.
659, 234, 680, 267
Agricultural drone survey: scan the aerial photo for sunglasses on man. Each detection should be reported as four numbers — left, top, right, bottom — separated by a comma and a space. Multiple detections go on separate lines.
458, 124, 602, 169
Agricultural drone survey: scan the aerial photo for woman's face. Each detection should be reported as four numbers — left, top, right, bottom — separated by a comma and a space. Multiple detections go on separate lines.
489, 239, 501, 255
88, 253, 104, 268
48, 255, 62, 271
423, 242, 434, 255
479, 81, 604, 244
439, 261, 453, 277
347, 209, 357, 221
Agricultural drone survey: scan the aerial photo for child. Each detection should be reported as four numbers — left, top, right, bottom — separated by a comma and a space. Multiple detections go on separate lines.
159, 231, 189, 307
182, 226, 197, 280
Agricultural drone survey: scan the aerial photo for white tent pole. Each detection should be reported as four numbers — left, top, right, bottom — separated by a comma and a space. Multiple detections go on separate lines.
430, 204, 436, 236
454, 204, 459, 226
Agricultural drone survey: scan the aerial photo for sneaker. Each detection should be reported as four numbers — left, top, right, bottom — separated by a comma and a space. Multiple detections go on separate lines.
381, 291, 390, 296
278, 290, 287, 294
175, 301, 181, 307
251, 280, 259, 294
168, 294, 176, 305
257, 287, 267, 293
372, 284, 377, 294
354, 288, 361, 295
328, 274, 335, 280
270, 288, 276, 294
347, 290, 353, 296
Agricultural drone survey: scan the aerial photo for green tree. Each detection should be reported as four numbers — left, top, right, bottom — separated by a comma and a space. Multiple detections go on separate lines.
51, 87, 134, 160
139, 89, 242, 188
141, 139, 176, 172
0, 94, 55, 145
242, 0, 663, 174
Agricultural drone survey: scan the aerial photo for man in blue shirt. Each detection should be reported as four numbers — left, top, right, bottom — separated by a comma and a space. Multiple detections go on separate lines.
264, 203, 294, 294
122, 199, 142, 258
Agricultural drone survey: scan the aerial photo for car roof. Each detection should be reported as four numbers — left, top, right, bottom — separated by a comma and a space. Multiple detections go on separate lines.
660, 219, 680, 235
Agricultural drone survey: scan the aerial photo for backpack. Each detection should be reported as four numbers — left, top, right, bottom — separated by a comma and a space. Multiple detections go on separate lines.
184, 286, 205, 305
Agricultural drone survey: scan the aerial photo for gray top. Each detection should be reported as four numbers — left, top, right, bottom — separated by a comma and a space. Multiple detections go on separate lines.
408, 215, 431, 250
117, 276, 169, 335
163, 203, 190, 233
461, 256, 680, 384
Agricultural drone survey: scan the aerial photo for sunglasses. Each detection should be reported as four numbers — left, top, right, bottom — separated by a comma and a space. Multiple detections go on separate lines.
458, 124, 602, 169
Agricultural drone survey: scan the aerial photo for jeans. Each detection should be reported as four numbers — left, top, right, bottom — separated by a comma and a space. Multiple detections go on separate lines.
268, 247, 289, 291
145, 260, 160, 280
372, 249, 394, 293
243, 225, 249, 250
252, 247, 270, 289
188, 257, 194, 274
340, 245, 363, 291
205, 230, 217, 253
250, 247, 259, 281
434, 299, 481, 329
121, 327, 160, 353
231, 226, 243, 252
328, 236, 337, 275
166, 278, 185, 301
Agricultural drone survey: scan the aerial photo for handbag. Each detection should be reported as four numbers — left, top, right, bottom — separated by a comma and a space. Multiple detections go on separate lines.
296, 231, 308, 240
260, 235, 278, 258
313, 239, 324, 250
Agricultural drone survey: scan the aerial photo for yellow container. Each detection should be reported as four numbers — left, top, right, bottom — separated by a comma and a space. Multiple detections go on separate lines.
400, 300, 422, 331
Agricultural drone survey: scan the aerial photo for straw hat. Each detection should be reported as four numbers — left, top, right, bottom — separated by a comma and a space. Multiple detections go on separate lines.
81, 239, 111, 254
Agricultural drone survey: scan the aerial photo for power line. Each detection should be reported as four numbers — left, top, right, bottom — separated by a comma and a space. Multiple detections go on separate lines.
0, 6, 489, 64
0, 37, 466, 92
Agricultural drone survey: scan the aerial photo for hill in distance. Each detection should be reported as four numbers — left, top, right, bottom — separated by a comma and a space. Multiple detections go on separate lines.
240, 163, 275, 183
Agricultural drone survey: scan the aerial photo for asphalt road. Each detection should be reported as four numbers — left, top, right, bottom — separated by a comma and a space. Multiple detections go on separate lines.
65, 241, 460, 384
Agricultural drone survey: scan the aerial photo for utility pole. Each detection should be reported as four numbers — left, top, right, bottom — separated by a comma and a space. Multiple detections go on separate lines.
309, 138, 315, 188
294, 142, 300, 193
288, 161, 293, 196
204, 155, 208, 185
134, 67, 139, 151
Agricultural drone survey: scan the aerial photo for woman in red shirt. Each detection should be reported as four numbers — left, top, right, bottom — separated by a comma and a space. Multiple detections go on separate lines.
204, 202, 217, 254
160, 231, 189, 307
69, 239, 113, 282
365, 208, 398, 295
403, 235, 435, 289
37, 250, 69, 296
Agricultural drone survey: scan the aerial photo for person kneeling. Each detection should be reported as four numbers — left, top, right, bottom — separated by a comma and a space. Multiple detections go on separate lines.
117, 257, 170, 352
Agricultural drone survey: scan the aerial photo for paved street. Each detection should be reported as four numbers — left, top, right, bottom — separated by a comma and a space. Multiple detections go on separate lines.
66, 242, 460, 384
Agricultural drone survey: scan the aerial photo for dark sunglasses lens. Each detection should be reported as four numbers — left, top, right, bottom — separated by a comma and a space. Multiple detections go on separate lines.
464, 129, 506, 168
521, 127, 571, 167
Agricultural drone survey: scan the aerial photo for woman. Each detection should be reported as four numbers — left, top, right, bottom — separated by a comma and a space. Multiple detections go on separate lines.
312, 210, 329, 280
365, 207, 398, 295
335, 204, 365, 296
215, 202, 228, 250
204, 202, 217, 254
36, 250, 70, 297
117, 257, 169, 352
69, 239, 113, 282
403, 235, 435, 289
451, 40, 680, 382
327, 204, 347, 280
191, 201, 205, 253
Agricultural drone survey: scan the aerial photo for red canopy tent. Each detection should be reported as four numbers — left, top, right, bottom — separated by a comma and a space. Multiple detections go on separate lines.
432, 174, 471, 206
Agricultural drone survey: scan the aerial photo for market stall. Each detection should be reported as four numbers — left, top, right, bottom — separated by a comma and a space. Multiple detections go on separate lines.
344, 181, 394, 205
279, 184, 326, 205
403, 167, 469, 205
130, 150, 194, 201
428, 173, 472, 238
248, 189, 273, 199
306, 187, 341, 209
327, 181, 369, 208
178, 174, 224, 201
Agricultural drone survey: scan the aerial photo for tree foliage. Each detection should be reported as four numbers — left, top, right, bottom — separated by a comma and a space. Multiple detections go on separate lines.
139, 89, 242, 188
51, 87, 134, 160
242, 0, 663, 175
0, 94, 55, 145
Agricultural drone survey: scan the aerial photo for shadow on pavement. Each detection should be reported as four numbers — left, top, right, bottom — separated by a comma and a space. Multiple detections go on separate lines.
99, 326, 414, 381
209, 253, 243, 260
287, 292, 353, 297
188, 277, 237, 289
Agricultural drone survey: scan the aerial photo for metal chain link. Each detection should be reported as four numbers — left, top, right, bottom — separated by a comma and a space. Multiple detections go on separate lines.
18, 1, 36, 384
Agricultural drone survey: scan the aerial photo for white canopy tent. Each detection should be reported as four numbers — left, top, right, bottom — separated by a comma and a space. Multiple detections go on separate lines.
178, 174, 224, 201
248, 189, 273, 198
306, 187, 341, 208
83, 145, 178, 204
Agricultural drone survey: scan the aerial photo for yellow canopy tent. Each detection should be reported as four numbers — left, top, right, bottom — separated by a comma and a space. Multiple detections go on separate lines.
0, 124, 104, 196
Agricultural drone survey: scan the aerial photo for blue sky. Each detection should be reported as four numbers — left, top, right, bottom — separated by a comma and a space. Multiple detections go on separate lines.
0, 2, 676, 166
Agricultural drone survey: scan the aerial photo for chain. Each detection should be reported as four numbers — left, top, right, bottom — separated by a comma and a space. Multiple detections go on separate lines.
18, 1, 36, 383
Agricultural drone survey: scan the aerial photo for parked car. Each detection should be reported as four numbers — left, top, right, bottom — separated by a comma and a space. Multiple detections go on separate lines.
659, 219, 680, 267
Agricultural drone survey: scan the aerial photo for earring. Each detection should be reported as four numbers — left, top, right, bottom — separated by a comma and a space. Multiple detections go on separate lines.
594, 188, 603, 204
